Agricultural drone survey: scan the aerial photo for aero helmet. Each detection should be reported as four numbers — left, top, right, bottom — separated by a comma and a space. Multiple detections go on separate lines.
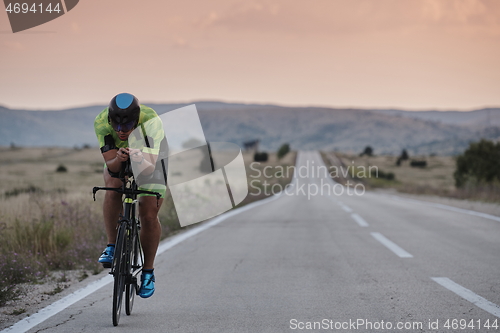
108, 93, 140, 132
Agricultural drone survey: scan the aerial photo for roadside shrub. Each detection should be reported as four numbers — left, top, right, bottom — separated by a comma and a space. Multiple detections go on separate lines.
401, 149, 409, 160
56, 164, 68, 173
10, 142, 20, 150
5, 185, 42, 198
360, 146, 373, 157
410, 160, 427, 168
454, 139, 500, 188
396, 149, 409, 166
0, 197, 106, 284
0, 252, 46, 306
254, 152, 269, 162
277, 143, 290, 160
371, 169, 395, 181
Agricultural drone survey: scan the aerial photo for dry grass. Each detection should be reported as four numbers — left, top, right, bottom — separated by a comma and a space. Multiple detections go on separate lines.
338, 153, 456, 190
0, 147, 104, 218
0, 146, 107, 305
322, 151, 500, 203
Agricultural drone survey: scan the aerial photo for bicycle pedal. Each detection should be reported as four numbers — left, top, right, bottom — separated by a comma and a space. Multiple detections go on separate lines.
102, 262, 112, 269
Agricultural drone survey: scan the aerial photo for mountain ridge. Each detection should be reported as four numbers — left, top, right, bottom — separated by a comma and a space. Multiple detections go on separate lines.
1, 102, 499, 155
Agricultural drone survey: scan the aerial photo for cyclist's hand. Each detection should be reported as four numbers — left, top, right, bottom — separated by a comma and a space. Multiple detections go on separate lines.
129, 149, 144, 163
116, 148, 129, 162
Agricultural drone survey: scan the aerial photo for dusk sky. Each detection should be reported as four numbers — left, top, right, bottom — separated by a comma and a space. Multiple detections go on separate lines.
1, 0, 499, 110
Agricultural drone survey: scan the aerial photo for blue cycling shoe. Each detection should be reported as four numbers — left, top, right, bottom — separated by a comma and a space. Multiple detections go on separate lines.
139, 270, 155, 298
98, 244, 115, 268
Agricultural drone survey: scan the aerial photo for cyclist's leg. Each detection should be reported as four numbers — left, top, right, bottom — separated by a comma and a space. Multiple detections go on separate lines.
103, 168, 123, 244
138, 195, 163, 270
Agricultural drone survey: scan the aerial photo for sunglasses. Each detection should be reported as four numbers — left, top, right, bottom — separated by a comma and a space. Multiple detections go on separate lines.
111, 120, 136, 133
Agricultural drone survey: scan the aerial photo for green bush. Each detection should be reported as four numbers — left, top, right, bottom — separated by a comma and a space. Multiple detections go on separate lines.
277, 143, 290, 160
5, 185, 42, 198
454, 139, 500, 188
254, 152, 269, 162
360, 146, 373, 157
371, 169, 395, 181
396, 149, 409, 166
56, 164, 68, 173
410, 160, 427, 168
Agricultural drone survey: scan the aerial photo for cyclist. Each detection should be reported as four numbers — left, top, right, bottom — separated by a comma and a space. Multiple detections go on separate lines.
94, 93, 166, 298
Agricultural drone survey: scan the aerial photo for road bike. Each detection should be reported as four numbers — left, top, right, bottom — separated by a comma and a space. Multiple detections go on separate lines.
93, 161, 161, 326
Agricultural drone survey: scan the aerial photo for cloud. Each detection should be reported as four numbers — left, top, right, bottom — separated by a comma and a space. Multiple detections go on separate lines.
194, 0, 500, 36
195, 2, 284, 32
418, 0, 500, 37
422, 0, 487, 23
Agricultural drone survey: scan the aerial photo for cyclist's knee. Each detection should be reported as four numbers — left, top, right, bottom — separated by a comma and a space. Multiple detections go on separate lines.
138, 197, 163, 227
104, 190, 122, 203
140, 212, 160, 226
103, 170, 122, 187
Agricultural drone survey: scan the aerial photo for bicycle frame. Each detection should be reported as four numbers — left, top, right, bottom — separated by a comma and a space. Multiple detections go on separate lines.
93, 163, 161, 326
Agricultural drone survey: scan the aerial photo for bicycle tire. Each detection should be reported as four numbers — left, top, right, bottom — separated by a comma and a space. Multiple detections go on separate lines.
125, 226, 139, 315
112, 223, 127, 326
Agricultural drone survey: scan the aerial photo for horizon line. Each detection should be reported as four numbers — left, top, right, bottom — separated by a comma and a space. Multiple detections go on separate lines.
1, 99, 499, 113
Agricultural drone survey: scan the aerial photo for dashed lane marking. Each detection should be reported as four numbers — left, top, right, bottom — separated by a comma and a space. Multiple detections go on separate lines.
371, 232, 413, 258
351, 213, 369, 227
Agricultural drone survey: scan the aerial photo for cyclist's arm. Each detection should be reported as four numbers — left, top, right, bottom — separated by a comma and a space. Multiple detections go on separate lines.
103, 148, 129, 173
128, 114, 164, 177
95, 115, 127, 174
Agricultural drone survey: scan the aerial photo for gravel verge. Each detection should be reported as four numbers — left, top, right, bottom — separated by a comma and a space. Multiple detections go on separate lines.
0, 268, 109, 331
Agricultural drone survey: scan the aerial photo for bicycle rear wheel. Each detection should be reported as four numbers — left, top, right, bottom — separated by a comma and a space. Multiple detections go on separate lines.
112, 224, 127, 326
125, 227, 139, 315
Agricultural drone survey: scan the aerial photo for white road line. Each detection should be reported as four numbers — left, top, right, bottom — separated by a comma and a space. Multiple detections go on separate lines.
340, 204, 353, 213
1, 192, 285, 333
432, 277, 500, 318
351, 213, 369, 227
370, 232, 413, 258
390, 195, 500, 223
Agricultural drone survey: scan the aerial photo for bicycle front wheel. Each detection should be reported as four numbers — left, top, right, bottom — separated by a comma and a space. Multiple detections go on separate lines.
112, 224, 127, 326
125, 227, 140, 315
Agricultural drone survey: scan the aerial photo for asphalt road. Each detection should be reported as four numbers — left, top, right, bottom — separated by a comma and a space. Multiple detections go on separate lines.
9, 151, 500, 332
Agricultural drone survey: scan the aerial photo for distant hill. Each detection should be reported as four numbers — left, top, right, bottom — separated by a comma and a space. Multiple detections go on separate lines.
370, 108, 500, 127
1, 102, 499, 155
